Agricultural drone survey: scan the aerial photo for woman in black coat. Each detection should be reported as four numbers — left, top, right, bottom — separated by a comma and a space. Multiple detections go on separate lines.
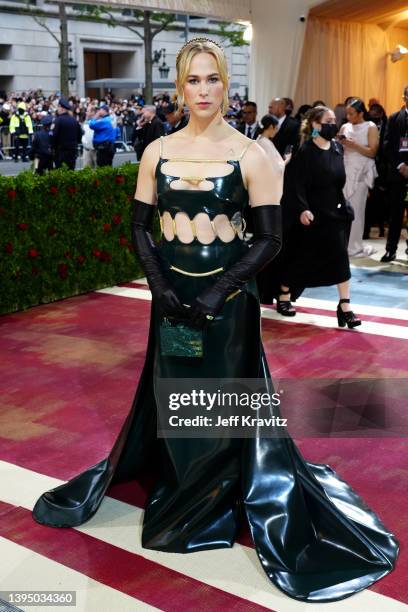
280, 106, 361, 328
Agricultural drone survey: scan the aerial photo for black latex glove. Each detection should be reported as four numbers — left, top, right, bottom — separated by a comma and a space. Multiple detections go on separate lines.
131, 199, 188, 319
189, 205, 282, 329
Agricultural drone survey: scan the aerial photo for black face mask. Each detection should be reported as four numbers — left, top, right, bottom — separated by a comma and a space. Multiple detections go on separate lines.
319, 123, 338, 141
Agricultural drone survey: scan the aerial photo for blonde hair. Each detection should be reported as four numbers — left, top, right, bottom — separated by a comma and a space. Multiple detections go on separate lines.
175, 39, 229, 115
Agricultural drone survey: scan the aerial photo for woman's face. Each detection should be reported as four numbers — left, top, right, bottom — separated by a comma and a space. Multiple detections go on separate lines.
346, 105, 363, 124
312, 110, 336, 131
180, 52, 225, 117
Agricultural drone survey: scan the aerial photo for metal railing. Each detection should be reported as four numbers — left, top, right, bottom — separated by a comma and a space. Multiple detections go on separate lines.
0, 124, 137, 160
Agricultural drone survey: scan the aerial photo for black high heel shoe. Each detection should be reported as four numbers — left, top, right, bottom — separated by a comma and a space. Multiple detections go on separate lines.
276, 289, 296, 317
337, 299, 361, 329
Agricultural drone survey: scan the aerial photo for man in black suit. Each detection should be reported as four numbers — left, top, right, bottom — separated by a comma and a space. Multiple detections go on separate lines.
381, 86, 408, 262
237, 101, 261, 139
132, 105, 165, 160
268, 98, 300, 156
163, 103, 188, 134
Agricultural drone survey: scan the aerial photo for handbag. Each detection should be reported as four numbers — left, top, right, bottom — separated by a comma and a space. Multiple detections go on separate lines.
159, 317, 204, 358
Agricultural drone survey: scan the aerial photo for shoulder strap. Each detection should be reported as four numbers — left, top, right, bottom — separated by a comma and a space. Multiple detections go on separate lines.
238, 139, 255, 161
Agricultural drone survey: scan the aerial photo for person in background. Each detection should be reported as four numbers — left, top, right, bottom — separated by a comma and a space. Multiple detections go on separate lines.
294, 104, 312, 124
88, 104, 116, 167
339, 98, 379, 257
283, 97, 294, 117
237, 101, 260, 139
381, 85, 408, 262
256, 114, 287, 174
0, 102, 12, 159
255, 114, 292, 306
29, 115, 54, 174
131, 105, 165, 160
81, 107, 97, 169
334, 103, 347, 128
268, 97, 300, 157
9, 101, 33, 162
279, 105, 361, 327
365, 103, 388, 238
163, 102, 188, 134
52, 97, 83, 170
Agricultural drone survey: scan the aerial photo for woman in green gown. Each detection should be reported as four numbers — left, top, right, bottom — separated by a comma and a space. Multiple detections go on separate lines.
32, 39, 398, 603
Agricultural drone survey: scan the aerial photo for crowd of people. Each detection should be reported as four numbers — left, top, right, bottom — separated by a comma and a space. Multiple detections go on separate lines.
1, 86, 407, 277
0, 89, 242, 166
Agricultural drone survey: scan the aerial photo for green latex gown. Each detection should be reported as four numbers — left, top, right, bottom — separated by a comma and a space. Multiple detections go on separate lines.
32, 150, 399, 603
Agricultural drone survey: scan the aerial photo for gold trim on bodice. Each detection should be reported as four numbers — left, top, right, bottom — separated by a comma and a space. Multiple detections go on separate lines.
169, 265, 224, 277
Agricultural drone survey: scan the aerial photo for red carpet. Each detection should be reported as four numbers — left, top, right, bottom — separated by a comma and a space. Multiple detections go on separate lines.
0, 290, 407, 605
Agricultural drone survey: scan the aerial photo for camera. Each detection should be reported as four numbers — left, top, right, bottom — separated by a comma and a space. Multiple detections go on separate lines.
299, 15, 306, 22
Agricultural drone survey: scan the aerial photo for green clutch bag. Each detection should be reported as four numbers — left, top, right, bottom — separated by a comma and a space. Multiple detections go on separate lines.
159, 317, 204, 358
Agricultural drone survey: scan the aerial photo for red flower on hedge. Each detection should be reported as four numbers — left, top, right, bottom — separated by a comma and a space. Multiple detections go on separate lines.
64, 251, 73, 259
103, 223, 111, 232
127, 195, 133, 202
94, 179, 101, 187
4, 242, 13, 254
18, 223, 29, 230
48, 227, 57, 236
112, 214, 122, 225
115, 175, 125, 185
50, 186, 58, 195
119, 236, 127, 246
67, 186, 76, 195
7, 190, 17, 200
28, 248, 39, 258
58, 263, 69, 279
77, 255, 86, 264
93, 249, 101, 258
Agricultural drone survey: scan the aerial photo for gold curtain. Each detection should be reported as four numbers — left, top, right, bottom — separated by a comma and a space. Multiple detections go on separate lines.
295, 17, 408, 114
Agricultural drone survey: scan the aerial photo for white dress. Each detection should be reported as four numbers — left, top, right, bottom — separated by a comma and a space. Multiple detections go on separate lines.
342, 121, 378, 256
256, 135, 285, 178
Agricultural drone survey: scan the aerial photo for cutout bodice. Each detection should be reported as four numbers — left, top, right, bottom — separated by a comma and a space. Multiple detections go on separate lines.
155, 137, 250, 222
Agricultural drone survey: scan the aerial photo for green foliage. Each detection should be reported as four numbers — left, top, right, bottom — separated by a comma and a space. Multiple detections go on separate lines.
212, 22, 249, 48
74, 4, 175, 29
0, 163, 144, 314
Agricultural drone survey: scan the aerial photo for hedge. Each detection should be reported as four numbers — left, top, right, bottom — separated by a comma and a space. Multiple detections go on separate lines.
0, 163, 144, 315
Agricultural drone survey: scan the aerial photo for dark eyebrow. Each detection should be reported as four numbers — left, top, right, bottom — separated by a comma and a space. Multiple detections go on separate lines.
187, 73, 220, 78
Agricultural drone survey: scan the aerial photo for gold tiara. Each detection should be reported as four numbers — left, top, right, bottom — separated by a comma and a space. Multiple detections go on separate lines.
176, 37, 225, 63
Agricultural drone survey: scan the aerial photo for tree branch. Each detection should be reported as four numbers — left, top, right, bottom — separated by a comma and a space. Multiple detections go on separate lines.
152, 15, 174, 37
32, 14, 61, 45
100, 8, 145, 40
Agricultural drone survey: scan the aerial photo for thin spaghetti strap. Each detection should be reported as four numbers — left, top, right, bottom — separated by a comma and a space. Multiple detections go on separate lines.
238, 140, 255, 161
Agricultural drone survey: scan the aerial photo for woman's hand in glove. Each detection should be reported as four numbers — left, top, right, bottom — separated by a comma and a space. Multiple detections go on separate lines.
131, 198, 189, 320
158, 287, 190, 319
189, 205, 282, 329
188, 292, 219, 329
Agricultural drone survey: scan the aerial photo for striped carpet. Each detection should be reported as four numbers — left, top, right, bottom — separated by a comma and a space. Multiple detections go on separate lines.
0, 263, 407, 612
